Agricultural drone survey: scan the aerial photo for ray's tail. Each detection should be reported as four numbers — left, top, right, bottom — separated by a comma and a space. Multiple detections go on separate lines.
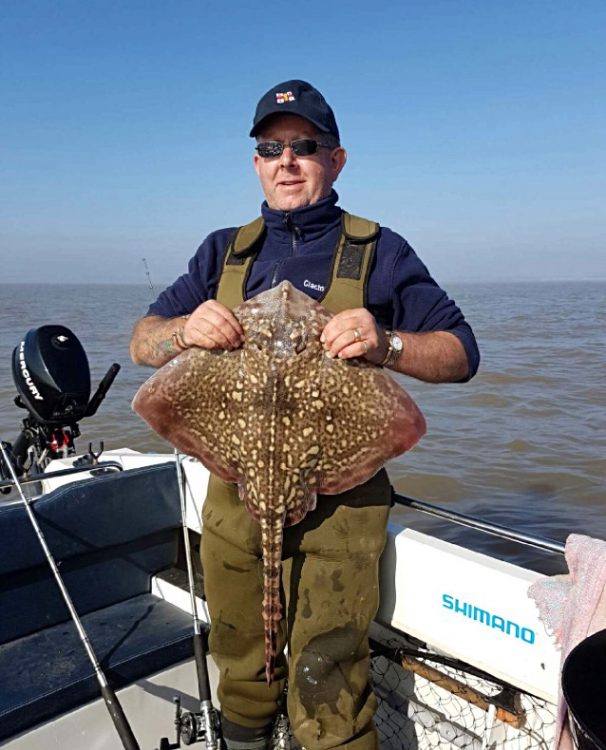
260, 513, 285, 685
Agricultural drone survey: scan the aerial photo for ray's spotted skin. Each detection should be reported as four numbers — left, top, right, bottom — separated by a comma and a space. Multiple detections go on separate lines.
132, 281, 426, 683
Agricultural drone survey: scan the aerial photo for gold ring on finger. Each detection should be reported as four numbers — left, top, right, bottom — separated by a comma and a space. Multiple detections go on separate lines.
362, 341, 369, 354
353, 328, 361, 342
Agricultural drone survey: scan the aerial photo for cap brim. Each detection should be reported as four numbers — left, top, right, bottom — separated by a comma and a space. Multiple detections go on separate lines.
249, 110, 331, 137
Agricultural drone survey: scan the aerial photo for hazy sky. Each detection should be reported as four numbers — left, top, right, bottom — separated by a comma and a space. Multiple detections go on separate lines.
1, 0, 605, 285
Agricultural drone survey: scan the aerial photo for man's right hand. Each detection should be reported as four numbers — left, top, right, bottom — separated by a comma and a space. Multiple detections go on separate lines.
182, 300, 244, 351
130, 300, 243, 368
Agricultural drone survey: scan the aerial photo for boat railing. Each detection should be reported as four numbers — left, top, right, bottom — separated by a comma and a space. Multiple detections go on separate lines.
393, 491, 566, 554
0, 461, 124, 492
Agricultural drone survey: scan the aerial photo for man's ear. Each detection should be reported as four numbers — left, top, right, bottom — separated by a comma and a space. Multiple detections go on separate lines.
331, 147, 347, 181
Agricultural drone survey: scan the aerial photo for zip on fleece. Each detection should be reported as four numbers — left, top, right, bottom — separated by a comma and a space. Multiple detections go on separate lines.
270, 213, 301, 287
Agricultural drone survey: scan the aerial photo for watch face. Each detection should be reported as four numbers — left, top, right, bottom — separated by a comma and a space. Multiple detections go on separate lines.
391, 334, 403, 353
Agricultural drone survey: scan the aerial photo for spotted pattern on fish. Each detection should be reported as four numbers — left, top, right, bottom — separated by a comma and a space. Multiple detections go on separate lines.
132, 281, 426, 683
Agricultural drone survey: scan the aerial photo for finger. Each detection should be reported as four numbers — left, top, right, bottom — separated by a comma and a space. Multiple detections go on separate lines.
206, 316, 243, 348
202, 302, 244, 340
324, 327, 364, 358
187, 306, 243, 349
321, 309, 373, 347
321, 319, 361, 348
189, 324, 237, 350
334, 340, 371, 361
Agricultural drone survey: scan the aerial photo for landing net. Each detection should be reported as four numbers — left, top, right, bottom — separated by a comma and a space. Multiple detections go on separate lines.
369, 625, 556, 750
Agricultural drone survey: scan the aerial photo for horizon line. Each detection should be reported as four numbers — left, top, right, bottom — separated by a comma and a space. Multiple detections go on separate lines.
1, 278, 605, 287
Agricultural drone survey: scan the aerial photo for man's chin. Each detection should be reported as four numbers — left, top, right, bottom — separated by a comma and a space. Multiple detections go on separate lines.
271, 197, 311, 211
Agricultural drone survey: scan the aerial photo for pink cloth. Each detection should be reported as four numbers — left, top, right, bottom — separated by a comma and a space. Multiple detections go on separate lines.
528, 533, 606, 750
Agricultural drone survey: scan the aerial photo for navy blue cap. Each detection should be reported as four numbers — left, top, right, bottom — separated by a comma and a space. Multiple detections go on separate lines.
250, 79, 340, 142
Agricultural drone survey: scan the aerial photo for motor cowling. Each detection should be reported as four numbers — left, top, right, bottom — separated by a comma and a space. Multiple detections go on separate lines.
12, 325, 91, 426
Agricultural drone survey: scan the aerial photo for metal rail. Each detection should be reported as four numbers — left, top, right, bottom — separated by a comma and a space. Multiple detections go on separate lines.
393, 491, 566, 554
0, 461, 123, 491
174, 450, 221, 749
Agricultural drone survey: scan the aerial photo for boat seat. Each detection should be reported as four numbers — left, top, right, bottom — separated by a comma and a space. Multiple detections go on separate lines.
0, 463, 195, 740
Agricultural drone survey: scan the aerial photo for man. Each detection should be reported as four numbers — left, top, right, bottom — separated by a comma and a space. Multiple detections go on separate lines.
131, 80, 479, 750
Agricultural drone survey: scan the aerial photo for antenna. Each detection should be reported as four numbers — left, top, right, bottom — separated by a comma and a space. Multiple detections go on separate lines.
142, 257, 154, 291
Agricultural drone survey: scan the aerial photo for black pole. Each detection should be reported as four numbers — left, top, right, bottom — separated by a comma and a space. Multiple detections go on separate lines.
0, 443, 140, 750
86, 363, 121, 417
99, 685, 140, 750
392, 491, 565, 554
192, 631, 212, 704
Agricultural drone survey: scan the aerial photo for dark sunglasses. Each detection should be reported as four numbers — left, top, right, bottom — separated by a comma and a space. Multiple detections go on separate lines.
255, 139, 334, 158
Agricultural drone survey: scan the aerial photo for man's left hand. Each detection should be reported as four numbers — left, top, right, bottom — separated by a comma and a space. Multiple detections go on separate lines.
320, 308, 388, 364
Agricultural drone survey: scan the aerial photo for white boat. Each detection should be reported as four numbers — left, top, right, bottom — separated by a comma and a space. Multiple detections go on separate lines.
0, 324, 589, 750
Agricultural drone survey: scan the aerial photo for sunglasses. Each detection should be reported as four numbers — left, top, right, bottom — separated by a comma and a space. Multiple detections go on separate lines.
255, 139, 334, 158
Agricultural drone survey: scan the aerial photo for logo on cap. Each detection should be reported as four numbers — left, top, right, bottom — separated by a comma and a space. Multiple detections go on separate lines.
275, 91, 295, 104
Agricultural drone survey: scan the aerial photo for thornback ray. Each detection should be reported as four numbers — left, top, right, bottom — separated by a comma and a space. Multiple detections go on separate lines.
132, 281, 426, 683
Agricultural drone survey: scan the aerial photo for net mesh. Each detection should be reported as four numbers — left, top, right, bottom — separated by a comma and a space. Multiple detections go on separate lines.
369, 626, 556, 750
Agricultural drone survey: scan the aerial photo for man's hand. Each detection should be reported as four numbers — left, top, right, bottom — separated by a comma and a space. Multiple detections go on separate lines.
130, 300, 243, 368
182, 300, 243, 351
320, 308, 470, 383
320, 308, 388, 365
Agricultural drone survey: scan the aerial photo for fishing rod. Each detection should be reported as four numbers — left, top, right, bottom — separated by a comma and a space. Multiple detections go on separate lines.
0, 442, 140, 750
142, 257, 154, 291
172, 450, 221, 749
392, 491, 566, 555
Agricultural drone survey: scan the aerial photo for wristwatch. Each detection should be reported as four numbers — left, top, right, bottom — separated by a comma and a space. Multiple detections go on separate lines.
380, 331, 403, 367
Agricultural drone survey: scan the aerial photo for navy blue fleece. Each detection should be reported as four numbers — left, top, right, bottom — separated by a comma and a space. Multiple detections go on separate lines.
147, 191, 480, 380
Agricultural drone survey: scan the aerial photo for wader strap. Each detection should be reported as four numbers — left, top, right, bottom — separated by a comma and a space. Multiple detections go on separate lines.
321, 212, 379, 313
215, 211, 379, 313
216, 217, 265, 309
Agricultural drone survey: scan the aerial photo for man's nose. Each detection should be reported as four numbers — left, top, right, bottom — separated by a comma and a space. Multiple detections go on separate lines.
279, 145, 297, 166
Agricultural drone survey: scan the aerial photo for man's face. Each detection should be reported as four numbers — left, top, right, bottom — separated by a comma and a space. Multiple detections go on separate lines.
253, 114, 347, 211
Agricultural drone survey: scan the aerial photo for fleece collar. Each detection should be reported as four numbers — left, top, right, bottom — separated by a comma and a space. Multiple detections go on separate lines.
260, 190, 342, 243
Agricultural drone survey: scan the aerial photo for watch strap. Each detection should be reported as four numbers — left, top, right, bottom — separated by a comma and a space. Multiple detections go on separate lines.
380, 330, 403, 367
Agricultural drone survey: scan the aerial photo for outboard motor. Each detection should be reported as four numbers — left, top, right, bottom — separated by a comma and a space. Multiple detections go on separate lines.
13, 325, 92, 426
0, 325, 120, 481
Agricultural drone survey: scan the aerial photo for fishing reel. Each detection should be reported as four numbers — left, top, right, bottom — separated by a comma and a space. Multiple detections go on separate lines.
157, 697, 221, 749
177, 700, 221, 746
0, 324, 119, 487
160, 699, 291, 750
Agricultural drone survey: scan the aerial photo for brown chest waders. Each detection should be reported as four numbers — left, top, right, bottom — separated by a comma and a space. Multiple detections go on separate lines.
203, 212, 392, 750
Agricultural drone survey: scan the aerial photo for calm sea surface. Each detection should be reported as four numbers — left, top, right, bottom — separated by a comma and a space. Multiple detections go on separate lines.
0, 282, 604, 574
